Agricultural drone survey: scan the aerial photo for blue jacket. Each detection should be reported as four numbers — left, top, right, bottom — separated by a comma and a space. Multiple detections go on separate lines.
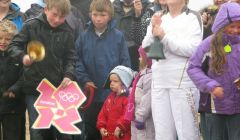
75, 20, 131, 102
5, 3, 24, 31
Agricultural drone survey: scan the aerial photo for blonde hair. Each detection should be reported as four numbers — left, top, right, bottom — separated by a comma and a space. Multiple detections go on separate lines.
45, 0, 71, 15
0, 20, 17, 36
90, 0, 114, 19
210, 27, 226, 74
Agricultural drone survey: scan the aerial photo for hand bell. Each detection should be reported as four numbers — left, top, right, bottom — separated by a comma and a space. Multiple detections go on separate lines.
27, 40, 45, 62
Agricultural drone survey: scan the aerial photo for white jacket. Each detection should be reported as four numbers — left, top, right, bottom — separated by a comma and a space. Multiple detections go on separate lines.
142, 8, 203, 89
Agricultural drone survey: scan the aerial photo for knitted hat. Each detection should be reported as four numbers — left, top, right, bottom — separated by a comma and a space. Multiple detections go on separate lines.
104, 65, 135, 89
212, 2, 240, 33
138, 46, 152, 68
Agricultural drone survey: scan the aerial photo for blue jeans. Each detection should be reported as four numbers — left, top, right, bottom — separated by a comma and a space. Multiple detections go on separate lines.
25, 94, 54, 140
205, 113, 240, 140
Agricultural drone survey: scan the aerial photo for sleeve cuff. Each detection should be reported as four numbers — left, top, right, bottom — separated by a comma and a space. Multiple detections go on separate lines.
206, 80, 221, 93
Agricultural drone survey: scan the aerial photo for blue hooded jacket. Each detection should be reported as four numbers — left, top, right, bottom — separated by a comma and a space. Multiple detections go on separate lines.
75, 20, 131, 102
5, 3, 24, 31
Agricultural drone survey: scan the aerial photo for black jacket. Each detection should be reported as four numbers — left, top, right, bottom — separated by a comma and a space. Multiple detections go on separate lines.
8, 13, 76, 94
0, 51, 24, 113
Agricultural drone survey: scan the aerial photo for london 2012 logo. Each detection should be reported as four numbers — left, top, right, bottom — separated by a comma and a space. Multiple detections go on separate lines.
32, 78, 86, 134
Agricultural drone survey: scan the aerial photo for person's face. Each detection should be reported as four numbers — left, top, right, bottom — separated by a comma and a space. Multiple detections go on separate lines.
91, 10, 111, 32
166, 0, 185, 6
0, 0, 11, 8
230, 0, 240, 3
158, 0, 167, 5
110, 74, 123, 94
44, 7, 66, 28
0, 31, 12, 51
224, 21, 240, 36
214, 0, 228, 7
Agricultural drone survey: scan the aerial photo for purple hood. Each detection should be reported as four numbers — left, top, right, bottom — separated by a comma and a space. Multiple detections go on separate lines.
212, 2, 240, 33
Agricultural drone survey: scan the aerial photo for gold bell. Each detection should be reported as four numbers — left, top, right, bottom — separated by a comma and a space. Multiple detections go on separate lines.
205, 5, 218, 16
27, 41, 45, 62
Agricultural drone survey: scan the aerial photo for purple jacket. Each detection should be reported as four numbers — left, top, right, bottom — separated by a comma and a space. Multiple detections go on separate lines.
187, 2, 240, 115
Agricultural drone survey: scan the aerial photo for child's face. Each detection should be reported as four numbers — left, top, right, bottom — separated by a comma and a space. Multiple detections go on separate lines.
109, 74, 123, 94
91, 10, 111, 32
44, 7, 66, 28
0, 0, 11, 9
214, 0, 228, 7
0, 31, 13, 51
224, 21, 240, 36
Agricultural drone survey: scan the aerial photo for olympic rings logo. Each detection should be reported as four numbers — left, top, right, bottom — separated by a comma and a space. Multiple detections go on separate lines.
59, 91, 79, 103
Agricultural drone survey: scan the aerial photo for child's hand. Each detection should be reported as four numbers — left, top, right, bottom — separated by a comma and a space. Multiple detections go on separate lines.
202, 12, 213, 26
134, 0, 143, 17
134, 120, 145, 130
23, 54, 33, 66
85, 82, 97, 90
114, 127, 123, 139
211, 87, 224, 99
100, 128, 108, 137
60, 77, 72, 89
3, 91, 16, 98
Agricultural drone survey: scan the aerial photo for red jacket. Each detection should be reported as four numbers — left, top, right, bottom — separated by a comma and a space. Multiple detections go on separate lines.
97, 92, 131, 140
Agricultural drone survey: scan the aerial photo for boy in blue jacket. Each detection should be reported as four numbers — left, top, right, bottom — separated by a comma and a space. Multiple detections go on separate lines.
75, 0, 131, 139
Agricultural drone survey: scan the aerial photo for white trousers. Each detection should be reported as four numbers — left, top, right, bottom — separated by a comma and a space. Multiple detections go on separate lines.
151, 88, 200, 140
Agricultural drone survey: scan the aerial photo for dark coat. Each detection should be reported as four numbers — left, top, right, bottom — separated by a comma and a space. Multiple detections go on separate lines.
0, 51, 24, 113
75, 20, 131, 102
8, 13, 76, 94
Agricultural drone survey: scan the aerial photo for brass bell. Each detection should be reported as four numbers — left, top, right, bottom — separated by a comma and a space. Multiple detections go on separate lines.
204, 5, 218, 16
27, 41, 45, 62
146, 38, 166, 60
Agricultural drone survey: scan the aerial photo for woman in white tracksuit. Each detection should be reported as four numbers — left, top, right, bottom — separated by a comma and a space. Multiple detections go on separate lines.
142, 0, 203, 139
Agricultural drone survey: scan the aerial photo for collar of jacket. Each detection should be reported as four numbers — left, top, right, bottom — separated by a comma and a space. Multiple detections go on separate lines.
5, 3, 21, 20
163, 5, 190, 15
36, 13, 72, 32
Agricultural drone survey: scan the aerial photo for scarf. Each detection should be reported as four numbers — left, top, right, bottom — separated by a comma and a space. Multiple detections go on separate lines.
124, 72, 141, 121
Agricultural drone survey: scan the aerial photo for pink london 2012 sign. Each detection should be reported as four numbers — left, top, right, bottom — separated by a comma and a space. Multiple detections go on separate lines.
32, 78, 86, 134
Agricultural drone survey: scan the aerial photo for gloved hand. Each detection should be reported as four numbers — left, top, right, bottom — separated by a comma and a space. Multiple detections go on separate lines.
134, 120, 145, 130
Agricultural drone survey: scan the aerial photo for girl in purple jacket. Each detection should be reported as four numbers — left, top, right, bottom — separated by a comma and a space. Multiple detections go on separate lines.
187, 2, 240, 140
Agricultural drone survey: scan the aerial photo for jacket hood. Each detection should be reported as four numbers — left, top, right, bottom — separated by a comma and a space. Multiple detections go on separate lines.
7, 3, 21, 20
10, 3, 20, 12
36, 13, 72, 32
212, 2, 240, 33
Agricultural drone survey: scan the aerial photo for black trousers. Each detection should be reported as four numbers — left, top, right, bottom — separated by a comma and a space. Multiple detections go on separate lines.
80, 102, 103, 140
0, 113, 25, 140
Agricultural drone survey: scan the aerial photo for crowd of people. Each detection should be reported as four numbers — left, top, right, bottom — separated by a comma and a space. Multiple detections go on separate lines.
0, 0, 240, 140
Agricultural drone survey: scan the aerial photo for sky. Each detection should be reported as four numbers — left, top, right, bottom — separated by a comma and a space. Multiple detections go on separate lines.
12, 0, 213, 12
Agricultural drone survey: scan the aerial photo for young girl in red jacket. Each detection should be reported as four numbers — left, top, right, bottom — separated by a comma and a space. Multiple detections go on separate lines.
97, 65, 135, 140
